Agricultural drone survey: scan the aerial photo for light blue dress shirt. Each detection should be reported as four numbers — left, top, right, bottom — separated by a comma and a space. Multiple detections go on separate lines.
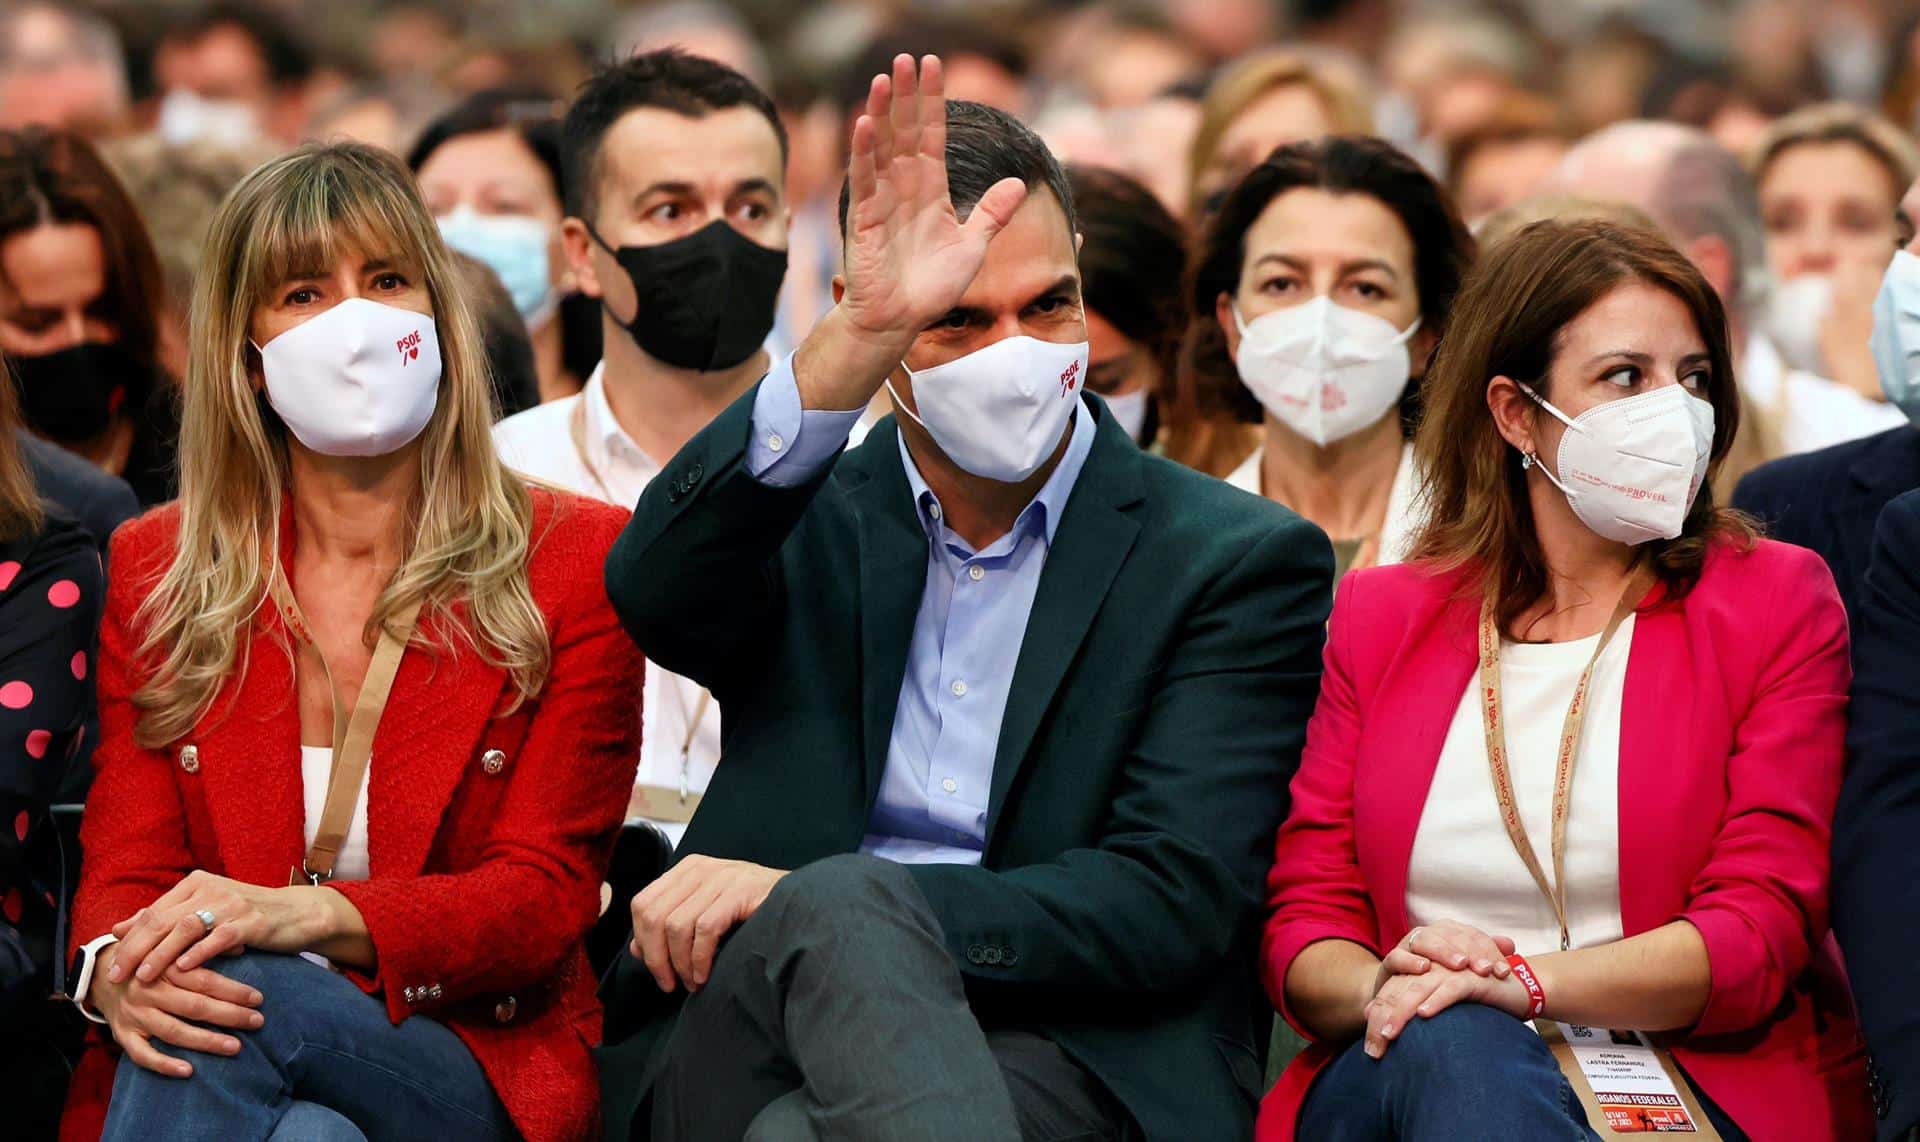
746, 354, 1097, 864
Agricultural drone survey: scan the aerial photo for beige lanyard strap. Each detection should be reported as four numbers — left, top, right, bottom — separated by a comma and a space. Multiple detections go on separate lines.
1477, 569, 1650, 951
267, 572, 421, 885
569, 397, 618, 503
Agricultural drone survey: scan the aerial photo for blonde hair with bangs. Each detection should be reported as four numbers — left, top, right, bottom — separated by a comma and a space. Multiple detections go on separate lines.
131, 141, 547, 747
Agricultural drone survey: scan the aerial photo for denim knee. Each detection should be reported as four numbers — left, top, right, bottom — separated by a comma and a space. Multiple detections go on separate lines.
1377, 1003, 1545, 1079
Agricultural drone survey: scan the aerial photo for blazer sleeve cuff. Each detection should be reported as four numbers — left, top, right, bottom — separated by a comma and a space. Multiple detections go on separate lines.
1679, 906, 1774, 1035
1264, 921, 1381, 1040
328, 879, 441, 1024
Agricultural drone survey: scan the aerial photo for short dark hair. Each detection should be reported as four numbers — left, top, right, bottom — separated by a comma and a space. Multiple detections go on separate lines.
1183, 135, 1475, 428
408, 85, 567, 207
1067, 164, 1188, 378
836, 100, 1075, 242
164, 1, 313, 85
561, 48, 787, 220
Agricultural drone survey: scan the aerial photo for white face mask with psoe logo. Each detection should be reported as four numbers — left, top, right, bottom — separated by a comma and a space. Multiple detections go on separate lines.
1522, 383, 1715, 546
1232, 297, 1420, 447
887, 335, 1089, 483
256, 298, 442, 457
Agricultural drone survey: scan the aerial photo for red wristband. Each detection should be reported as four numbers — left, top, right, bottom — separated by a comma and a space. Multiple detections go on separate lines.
1507, 953, 1546, 1018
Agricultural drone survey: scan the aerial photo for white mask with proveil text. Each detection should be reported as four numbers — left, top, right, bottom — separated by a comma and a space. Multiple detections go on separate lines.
1232, 297, 1420, 447
255, 298, 442, 458
1521, 383, 1715, 546
887, 334, 1089, 483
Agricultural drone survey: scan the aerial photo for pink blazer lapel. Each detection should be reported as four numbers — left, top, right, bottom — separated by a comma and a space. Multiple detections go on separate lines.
1362, 588, 1480, 943
1616, 582, 1703, 935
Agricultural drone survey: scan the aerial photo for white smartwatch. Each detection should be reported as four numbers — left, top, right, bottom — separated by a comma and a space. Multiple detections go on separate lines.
67, 933, 119, 1024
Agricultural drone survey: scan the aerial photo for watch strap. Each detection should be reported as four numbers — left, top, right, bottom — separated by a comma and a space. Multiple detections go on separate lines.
69, 933, 118, 1024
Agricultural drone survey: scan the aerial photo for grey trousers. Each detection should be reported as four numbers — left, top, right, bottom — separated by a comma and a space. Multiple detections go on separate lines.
647, 854, 1129, 1142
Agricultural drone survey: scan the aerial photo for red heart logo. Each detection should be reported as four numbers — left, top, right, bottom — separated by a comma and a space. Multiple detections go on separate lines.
409, 347, 419, 360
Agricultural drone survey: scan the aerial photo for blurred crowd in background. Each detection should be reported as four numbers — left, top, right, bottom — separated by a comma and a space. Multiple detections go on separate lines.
8, 0, 1920, 485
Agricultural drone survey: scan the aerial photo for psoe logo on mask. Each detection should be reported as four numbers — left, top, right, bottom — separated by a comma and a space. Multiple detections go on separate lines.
396, 329, 423, 365
1059, 358, 1081, 397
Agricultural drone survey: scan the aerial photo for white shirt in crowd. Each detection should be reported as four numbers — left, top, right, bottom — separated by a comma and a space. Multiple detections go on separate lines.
1226, 442, 1422, 566
493, 363, 723, 847
1743, 332, 1907, 456
1405, 619, 1633, 956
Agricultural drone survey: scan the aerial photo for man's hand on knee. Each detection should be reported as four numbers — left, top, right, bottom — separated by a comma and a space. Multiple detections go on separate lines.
629, 856, 789, 994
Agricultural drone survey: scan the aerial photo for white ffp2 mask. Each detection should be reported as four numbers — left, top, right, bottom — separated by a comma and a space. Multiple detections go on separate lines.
888, 335, 1089, 483
1523, 383, 1715, 546
257, 298, 442, 457
1232, 297, 1419, 446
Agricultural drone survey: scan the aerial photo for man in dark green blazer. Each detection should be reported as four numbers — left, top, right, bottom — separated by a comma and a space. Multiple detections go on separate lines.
598, 55, 1332, 1142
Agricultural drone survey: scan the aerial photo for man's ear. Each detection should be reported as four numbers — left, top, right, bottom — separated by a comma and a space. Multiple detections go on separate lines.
831, 274, 846, 305
1075, 230, 1084, 255
1214, 292, 1242, 363
1487, 374, 1538, 455
561, 217, 603, 299
1683, 234, 1736, 310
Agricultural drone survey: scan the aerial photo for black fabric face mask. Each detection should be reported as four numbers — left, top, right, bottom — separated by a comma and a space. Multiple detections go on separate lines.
589, 220, 788, 372
9, 341, 144, 442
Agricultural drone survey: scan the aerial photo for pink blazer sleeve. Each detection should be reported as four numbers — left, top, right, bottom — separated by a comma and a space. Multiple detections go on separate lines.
1261, 571, 1383, 1037
1678, 543, 1850, 1036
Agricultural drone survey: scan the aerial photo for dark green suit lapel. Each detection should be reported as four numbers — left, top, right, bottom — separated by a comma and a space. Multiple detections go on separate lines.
841, 421, 930, 812
986, 411, 1145, 846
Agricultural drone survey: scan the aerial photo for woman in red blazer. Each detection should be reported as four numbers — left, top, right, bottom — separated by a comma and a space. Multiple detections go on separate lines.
1260, 219, 1869, 1141
60, 142, 641, 1142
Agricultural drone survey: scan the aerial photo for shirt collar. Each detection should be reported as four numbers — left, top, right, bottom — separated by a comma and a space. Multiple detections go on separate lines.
897, 396, 1098, 554
581, 361, 661, 477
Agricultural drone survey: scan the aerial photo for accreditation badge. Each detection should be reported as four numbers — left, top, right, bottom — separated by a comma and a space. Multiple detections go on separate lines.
1534, 1022, 1723, 1138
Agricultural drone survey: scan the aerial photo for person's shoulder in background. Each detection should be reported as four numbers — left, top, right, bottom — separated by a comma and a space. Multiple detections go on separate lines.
16, 430, 139, 557
1733, 425, 1920, 535
493, 390, 586, 487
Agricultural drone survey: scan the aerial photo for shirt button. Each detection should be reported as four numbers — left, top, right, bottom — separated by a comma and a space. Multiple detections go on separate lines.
950, 680, 967, 697
929, 502, 942, 521
967, 565, 985, 581
766, 433, 784, 453
941, 777, 958, 794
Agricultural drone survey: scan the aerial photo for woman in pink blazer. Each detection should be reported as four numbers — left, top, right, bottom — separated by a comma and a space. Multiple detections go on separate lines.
1259, 218, 1869, 1141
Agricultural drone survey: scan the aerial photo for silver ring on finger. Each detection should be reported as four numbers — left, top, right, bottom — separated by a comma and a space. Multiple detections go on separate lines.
195, 908, 216, 935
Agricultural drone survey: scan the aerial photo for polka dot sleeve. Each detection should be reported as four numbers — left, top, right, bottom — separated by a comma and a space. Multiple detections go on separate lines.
0, 515, 102, 932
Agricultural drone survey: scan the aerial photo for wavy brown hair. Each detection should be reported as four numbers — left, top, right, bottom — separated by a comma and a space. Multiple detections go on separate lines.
1407, 218, 1756, 635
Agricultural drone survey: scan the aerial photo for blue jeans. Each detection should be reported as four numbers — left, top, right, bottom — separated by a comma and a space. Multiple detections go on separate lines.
100, 952, 515, 1142
1299, 1003, 1748, 1142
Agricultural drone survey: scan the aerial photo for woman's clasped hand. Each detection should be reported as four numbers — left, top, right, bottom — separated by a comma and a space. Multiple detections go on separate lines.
1362, 920, 1525, 1058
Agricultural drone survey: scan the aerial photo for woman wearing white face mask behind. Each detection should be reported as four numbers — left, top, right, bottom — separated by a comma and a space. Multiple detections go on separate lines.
1747, 103, 1916, 454
58, 142, 642, 1142
1171, 136, 1474, 578
1258, 218, 1867, 1142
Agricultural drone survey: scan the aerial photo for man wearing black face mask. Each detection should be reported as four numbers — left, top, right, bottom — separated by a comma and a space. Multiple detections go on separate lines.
492, 49, 791, 885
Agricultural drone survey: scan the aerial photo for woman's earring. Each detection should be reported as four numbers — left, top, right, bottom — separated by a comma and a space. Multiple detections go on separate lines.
1520, 451, 1536, 470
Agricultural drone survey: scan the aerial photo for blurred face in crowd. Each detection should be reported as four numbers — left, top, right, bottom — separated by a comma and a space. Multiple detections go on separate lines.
1456, 137, 1568, 226
418, 128, 567, 294
1196, 83, 1335, 208
0, 221, 115, 356
153, 20, 291, 145
1081, 27, 1202, 109
1759, 140, 1904, 282
1493, 281, 1712, 469
942, 53, 1028, 118
1217, 187, 1434, 379
0, 5, 126, 135
563, 104, 788, 330
1084, 309, 1156, 403
881, 190, 1086, 422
